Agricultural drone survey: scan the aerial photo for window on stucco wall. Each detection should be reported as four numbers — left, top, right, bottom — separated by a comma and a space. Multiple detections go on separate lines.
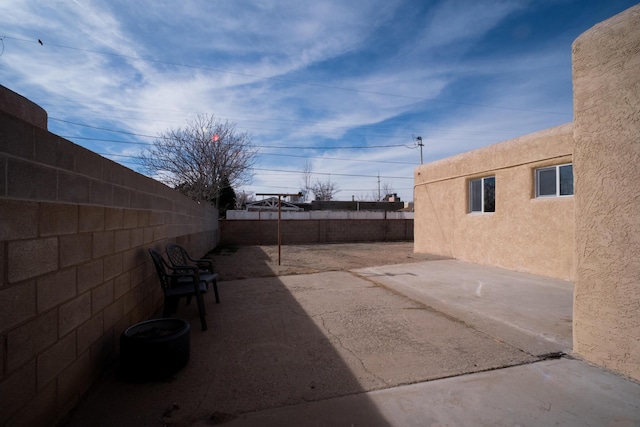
535, 164, 573, 197
469, 176, 495, 213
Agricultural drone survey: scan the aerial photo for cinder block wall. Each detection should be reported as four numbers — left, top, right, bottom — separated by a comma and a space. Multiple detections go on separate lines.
0, 86, 218, 426
572, 5, 640, 382
219, 219, 413, 245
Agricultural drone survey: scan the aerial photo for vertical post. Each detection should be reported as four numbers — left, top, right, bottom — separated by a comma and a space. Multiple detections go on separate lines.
256, 192, 300, 267
278, 195, 282, 265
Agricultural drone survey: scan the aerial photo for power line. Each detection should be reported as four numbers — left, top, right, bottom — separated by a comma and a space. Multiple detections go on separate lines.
97, 150, 417, 166
252, 167, 412, 180
98, 152, 412, 180
51, 117, 157, 138
259, 153, 416, 165
52, 117, 418, 148
96, 153, 414, 181
62, 135, 416, 150
51, 115, 513, 144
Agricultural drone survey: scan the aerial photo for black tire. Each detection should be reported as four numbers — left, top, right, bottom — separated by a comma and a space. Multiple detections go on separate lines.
120, 318, 190, 381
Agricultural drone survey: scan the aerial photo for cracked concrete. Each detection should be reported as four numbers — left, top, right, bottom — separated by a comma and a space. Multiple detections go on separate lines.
61, 245, 640, 427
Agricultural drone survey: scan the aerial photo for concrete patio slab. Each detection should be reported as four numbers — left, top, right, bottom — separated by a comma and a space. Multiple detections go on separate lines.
64, 269, 534, 426
355, 260, 573, 356
217, 357, 640, 427
62, 257, 639, 427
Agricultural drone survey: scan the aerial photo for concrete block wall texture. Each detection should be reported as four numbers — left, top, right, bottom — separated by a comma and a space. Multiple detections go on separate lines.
219, 219, 413, 246
572, 5, 640, 382
0, 85, 218, 426
414, 123, 575, 281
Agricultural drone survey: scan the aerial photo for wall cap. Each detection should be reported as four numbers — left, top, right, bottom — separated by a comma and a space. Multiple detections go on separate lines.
0, 84, 48, 129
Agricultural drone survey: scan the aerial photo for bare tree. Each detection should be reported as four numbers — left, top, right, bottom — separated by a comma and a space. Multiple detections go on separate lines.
140, 114, 257, 206
311, 180, 339, 201
371, 182, 396, 201
381, 182, 396, 200
235, 190, 255, 210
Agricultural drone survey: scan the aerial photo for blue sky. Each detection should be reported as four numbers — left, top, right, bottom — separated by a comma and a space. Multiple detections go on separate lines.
1, 0, 637, 202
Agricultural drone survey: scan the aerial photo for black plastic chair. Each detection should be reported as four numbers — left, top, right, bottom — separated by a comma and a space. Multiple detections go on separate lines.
148, 249, 208, 331
166, 243, 220, 303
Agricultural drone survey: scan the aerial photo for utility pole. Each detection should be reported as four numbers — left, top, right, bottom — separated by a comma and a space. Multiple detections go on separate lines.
377, 172, 381, 201
416, 136, 424, 165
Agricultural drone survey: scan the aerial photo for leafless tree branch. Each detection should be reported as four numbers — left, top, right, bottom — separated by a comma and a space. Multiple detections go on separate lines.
140, 114, 257, 205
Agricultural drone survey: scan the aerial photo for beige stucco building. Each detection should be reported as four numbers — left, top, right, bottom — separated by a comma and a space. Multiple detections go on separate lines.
414, 4, 640, 381
415, 123, 575, 280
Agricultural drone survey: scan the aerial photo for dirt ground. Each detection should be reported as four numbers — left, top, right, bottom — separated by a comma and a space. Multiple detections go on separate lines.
207, 242, 447, 281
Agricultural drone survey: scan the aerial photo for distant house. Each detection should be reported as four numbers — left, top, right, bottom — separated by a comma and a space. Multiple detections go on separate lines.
242, 196, 407, 213
245, 197, 302, 212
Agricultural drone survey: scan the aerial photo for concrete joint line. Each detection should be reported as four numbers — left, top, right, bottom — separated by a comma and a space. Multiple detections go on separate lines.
318, 312, 386, 385
348, 270, 548, 360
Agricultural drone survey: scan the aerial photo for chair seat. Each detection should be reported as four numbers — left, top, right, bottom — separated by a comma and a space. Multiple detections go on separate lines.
175, 272, 217, 289
198, 272, 218, 283
164, 243, 220, 305
149, 248, 208, 331
166, 281, 208, 297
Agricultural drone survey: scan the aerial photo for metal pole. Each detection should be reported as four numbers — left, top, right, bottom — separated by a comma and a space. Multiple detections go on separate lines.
417, 136, 424, 165
277, 195, 282, 265
256, 192, 301, 267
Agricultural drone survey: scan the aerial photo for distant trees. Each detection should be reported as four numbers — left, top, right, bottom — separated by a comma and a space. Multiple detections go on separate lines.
311, 180, 339, 201
234, 190, 255, 210
380, 182, 395, 200
299, 161, 339, 201
140, 114, 257, 208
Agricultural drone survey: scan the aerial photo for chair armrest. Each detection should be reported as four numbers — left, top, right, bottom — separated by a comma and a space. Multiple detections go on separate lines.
164, 262, 198, 274
186, 255, 215, 272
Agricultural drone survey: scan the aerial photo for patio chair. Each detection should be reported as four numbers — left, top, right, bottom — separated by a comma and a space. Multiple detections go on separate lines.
166, 243, 220, 303
148, 249, 208, 331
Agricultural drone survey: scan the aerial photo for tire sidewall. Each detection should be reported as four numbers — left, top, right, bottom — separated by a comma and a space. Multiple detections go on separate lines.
120, 318, 191, 381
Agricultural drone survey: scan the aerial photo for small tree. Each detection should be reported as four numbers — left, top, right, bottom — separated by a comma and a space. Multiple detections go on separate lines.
140, 114, 257, 207
312, 180, 339, 201
217, 177, 236, 218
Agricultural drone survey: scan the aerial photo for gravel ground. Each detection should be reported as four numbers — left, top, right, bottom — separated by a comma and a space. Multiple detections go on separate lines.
207, 242, 448, 281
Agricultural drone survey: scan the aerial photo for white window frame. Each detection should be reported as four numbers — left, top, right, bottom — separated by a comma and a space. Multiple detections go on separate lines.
535, 163, 573, 198
469, 176, 495, 213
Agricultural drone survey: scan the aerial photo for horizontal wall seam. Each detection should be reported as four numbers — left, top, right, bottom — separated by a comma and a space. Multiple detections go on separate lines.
414, 153, 573, 188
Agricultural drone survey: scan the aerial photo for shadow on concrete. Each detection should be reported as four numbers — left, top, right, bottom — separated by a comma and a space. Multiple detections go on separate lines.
63, 246, 554, 426
209, 242, 450, 281
62, 247, 394, 426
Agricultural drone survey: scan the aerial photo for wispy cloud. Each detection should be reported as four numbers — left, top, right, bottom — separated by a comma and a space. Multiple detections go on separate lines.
0, 0, 634, 200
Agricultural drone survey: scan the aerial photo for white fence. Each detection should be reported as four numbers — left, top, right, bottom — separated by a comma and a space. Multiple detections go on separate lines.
226, 210, 414, 220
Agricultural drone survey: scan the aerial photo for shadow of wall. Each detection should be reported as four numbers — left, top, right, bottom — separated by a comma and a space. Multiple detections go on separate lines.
0, 85, 218, 426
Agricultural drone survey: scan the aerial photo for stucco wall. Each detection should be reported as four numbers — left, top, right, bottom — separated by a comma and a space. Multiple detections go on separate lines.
572, 5, 640, 381
414, 123, 574, 280
0, 86, 218, 426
